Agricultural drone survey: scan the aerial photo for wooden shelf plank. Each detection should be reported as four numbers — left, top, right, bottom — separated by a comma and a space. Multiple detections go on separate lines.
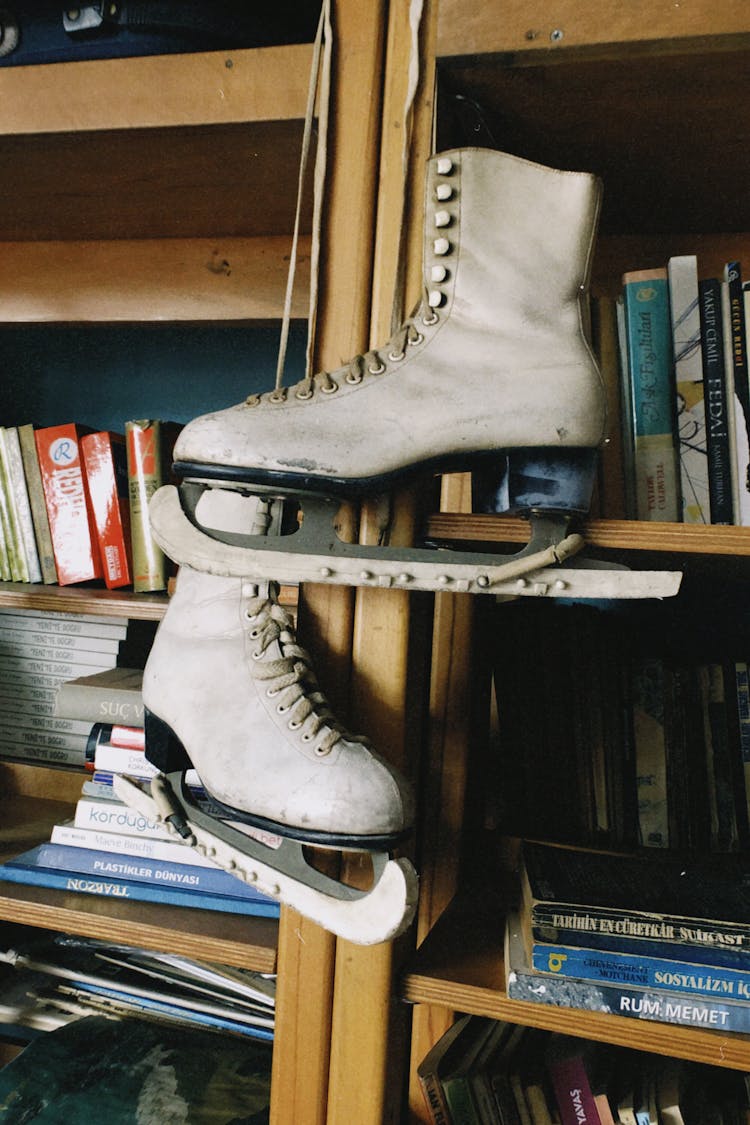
0, 795, 277, 972
401, 895, 750, 1072
0, 236, 310, 323
0, 583, 168, 621
426, 513, 750, 558
436, 0, 750, 61
0, 45, 313, 135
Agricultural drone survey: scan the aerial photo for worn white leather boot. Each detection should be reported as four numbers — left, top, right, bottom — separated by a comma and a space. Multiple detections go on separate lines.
142, 563, 414, 846
172, 147, 606, 507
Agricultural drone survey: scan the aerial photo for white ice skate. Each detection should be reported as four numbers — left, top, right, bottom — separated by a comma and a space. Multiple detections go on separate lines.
150, 147, 681, 601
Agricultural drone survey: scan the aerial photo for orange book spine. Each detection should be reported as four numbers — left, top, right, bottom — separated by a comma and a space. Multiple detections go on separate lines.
80, 431, 132, 590
34, 424, 102, 586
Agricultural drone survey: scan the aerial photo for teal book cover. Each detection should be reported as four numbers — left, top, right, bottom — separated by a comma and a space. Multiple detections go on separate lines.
622, 268, 680, 520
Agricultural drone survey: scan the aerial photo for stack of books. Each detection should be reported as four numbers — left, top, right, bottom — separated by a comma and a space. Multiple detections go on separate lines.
595, 253, 750, 527
0, 663, 280, 919
0, 608, 129, 768
418, 1015, 748, 1124
505, 839, 750, 1036
0, 418, 179, 591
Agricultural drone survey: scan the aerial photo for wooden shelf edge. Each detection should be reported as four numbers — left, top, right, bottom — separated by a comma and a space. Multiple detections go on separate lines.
399, 893, 750, 1071
0, 583, 168, 621
0, 884, 277, 973
427, 513, 750, 558
0, 44, 313, 136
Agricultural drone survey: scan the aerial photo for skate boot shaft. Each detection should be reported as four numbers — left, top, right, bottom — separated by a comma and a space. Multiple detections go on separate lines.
143, 565, 414, 844
173, 147, 606, 499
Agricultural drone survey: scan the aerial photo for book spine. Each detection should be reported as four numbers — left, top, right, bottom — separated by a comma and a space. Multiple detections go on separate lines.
0, 722, 90, 751
508, 957, 750, 1035
4, 427, 43, 582
631, 656, 669, 848
0, 707, 92, 735
55, 689, 145, 726
0, 740, 85, 767
16, 424, 58, 583
125, 419, 167, 592
50, 822, 215, 867
724, 261, 750, 524
0, 629, 122, 655
0, 665, 108, 690
74, 798, 173, 839
32, 841, 276, 904
34, 423, 102, 585
0, 684, 59, 707
668, 255, 710, 523
0, 429, 24, 581
531, 940, 750, 1000
0, 656, 114, 679
418, 1073, 452, 1125
530, 903, 750, 951
80, 430, 132, 589
547, 1054, 601, 1125
622, 268, 680, 521
2, 606, 121, 625
0, 612, 127, 639
0, 861, 279, 917
95, 745, 155, 777
529, 923, 750, 971
91, 722, 145, 750
699, 278, 734, 522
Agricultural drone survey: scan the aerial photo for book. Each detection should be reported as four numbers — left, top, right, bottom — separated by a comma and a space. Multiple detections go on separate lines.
440, 1016, 499, 1124
0, 626, 123, 657
699, 277, 734, 523
631, 656, 669, 848
0, 425, 27, 581
621, 267, 680, 521
0, 610, 127, 640
92, 721, 145, 750
417, 1014, 474, 1125
34, 422, 102, 585
3, 426, 43, 582
0, 844, 280, 917
54, 665, 144, 726
125, 418, 179, 592
506, 909, 750, 1035
545, 1036, 602, 1125
724, 261, 750, 524
16, 423, 58, 584
73, 796, 172, 840
529, 933, 750, 1001
0, 708, 93, 736
50, 822, 219, 868
94, 743, 158, 779
668, 255, 710, 523
519, 839, 750, 954
80, 430, 132, 589
28, 840, 278, 908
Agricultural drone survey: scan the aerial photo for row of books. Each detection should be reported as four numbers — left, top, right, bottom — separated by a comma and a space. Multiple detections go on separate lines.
491, 599, 750, 855
0, 418, 178, 592
0, 649, 280, 919
598, 254, 750, 526
418, 1015, 748, 1124
506, 839, 750, 1039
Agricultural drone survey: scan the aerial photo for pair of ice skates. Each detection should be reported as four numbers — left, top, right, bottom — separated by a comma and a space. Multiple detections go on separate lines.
115, 148, 681, 945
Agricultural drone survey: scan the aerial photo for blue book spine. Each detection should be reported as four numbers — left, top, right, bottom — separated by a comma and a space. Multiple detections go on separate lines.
622, 268, 680, 520
0, 846, 279, 918
31, 841, 276, 906
507, 915, 750, 1034
531, 924, 750, 971
531, 939, 750, 1000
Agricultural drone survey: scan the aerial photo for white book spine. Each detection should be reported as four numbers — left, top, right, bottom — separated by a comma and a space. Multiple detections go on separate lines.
0, 628, 122, 655
74, 798, 172, 840
4, 427, 42, 583
95, 745, 158, 778
0, 708, 92, 735
50, 823, 215, 867
0, 657, 114, 679
0, 613, 127, 639
0, 607, 128, 627
0, 740, 84, 766
668, 254, 710, 523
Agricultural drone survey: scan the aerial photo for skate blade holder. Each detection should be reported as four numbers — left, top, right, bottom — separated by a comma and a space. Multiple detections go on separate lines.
151, 483, 682, 601
113, 773, 418, 946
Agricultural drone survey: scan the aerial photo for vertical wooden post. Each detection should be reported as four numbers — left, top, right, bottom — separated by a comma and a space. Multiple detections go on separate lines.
269, 3, 388, 1123
326, 4, 439, 1122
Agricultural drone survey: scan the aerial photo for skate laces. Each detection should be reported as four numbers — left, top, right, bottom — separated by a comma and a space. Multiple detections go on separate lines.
245, 311, 434, 406
245, 596, 360, 756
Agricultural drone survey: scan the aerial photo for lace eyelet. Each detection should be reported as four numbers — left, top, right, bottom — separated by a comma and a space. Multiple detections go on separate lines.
245, 394, 261, 407
301, 733, 313, 743
277, 703, 290, 714
266, 687, 280, 698
288, 719, 302, 730
252, 649, 263, 660
314, 745, 329, 756
248, 627, 260, 637
269, 390, 287, 404
295, 388, 313, 401
320, 381, 339, 395
345, 371, 363, 384
388, 350, 406, 362
368, 361, 386, 375
409, 331, 424, 346
422, 311, 439, 327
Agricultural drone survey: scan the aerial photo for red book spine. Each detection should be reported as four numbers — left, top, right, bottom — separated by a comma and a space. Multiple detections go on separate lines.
80, 431, 132, 589
108, 724, 146, 751
548, 1054, 602, 1125
34, 424, 102, 586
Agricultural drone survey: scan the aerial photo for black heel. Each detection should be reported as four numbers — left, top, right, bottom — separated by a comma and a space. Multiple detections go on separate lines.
472, 447, 598, 516
144, 709, 193, 772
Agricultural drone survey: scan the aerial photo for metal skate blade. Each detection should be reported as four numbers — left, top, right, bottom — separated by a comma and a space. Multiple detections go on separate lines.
152, 485, 682, 600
